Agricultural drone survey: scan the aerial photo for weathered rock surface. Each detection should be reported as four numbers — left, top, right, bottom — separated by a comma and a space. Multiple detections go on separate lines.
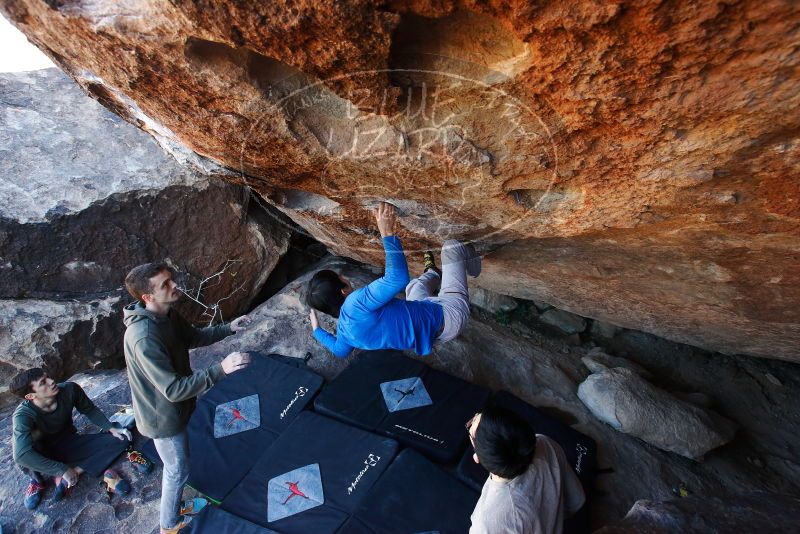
190, 256, 376, 382
0, 69, 292, 318
581, 347, 652, 378
597, 492, 800, 534
539, 307, 588, 335
0, 297, 120, 410
1, 1, 798, 361
578, 367, 737, 460
0, 69, 294, 402
590, 320, 620, 341
468, 286, 518, 314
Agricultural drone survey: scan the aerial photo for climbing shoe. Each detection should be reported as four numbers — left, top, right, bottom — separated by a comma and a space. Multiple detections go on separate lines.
423, 251, 441, 276
51, 476, 69, 502
103, 469, 130, 495
160, 515, 193, 534
23, 480, 45, 510
127, 449, 153, 474
179, 497, 208, 516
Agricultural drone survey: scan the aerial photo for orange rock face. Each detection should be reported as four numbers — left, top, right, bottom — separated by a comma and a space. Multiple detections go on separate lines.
2, 1, 798, 360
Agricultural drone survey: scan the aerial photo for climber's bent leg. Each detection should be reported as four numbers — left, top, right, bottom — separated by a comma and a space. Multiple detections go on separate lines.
425, 240, 481, 343
406, 270, 442, 301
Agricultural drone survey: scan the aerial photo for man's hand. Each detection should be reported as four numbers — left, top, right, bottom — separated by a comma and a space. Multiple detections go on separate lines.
221, 351, 251, 375
374, 202, 397, 238
309, 309, 319, 331
109, 427, 132, 441
230, 315, 252, 333
62, 467, 80, 488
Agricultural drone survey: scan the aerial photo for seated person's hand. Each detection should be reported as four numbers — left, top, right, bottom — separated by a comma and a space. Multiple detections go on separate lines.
309, 309, 319, 331
109, 426, 132, 441
374, 202, 397, 238
221, 351, 251, 375
62, 467, 80, 488
230, 315, 252, 332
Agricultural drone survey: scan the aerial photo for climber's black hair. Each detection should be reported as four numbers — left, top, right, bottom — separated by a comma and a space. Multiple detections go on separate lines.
305, 269, 347, 318
473, 402, 537, 479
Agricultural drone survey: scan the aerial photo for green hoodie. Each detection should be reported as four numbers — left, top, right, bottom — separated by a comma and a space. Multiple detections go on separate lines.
123, 302, 232, 439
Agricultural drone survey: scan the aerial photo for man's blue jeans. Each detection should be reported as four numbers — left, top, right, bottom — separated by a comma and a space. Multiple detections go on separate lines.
153, 431, 189, 529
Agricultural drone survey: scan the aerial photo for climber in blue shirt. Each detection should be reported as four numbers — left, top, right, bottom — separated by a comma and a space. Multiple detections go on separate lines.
307, 202, 481, 358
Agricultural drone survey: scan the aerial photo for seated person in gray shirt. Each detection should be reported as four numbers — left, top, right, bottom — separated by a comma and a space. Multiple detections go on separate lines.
11, 368, 144, 510
466, 404, 586, 534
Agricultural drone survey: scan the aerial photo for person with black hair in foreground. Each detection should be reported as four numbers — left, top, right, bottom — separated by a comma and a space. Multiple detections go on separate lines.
466, 404, 585, 534
10, 368, 140, 510
307, 201, 481, 358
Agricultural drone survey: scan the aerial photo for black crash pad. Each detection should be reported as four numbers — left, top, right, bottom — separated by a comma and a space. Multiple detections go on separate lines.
313, 350, 490, 463
338, 449, 479, 534
188, 505, 278, 534
141, 353, 323, 502
222, 411, 399, 534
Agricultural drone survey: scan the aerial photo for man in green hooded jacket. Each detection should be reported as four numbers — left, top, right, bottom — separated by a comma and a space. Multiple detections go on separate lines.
123, 262, 251, 534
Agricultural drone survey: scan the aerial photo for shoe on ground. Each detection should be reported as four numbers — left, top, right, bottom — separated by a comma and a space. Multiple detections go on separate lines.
127, 449, 153, 474
103, 469, 130, 495
160, 515, 193, 534
51, 476, 69, 502
23, 479, 45, 510
179, 497, 208, 516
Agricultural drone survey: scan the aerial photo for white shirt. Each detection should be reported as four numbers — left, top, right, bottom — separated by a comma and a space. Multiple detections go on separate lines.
469, 435, 586, 534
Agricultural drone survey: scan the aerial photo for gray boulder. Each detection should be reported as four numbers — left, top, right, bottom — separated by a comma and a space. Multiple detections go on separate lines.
539, 308, 587, 335
0, 68, 294, 401
581, 347, 652, 378
469, 286, 518, 314
590, 319, 621, 340
578, 367, 736, 460
596, 491, 800, 533
0, 69, 292, 317
0, 297, 121, 408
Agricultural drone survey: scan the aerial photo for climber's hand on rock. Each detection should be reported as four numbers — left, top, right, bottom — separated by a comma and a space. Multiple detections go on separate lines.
309, 309, 319, 330
374, 202, 397, 238
221, 351, 251, 374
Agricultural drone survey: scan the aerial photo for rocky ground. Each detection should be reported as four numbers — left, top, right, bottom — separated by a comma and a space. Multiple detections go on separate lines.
1, 257, 798, 532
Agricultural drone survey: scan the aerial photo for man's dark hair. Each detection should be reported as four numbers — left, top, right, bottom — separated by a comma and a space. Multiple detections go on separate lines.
125, 262, 173, 302
474, 403, 537, 479
9, 368, 46, 398
305, 270, 347, 318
